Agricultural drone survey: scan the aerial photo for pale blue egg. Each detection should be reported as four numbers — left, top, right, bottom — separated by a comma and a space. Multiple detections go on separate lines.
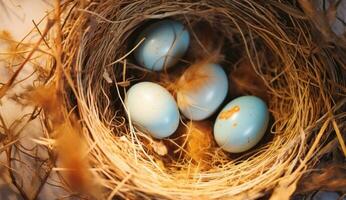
134, 20, 190, 71
177, 63, 228, 120
125, 82, 180, 139
214, 96, 269, 153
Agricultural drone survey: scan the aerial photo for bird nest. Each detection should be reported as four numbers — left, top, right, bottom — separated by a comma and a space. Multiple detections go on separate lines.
39, 0, 346, 199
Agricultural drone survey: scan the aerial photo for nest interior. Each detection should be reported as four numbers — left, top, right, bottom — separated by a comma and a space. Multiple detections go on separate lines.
57, 0, 345, 199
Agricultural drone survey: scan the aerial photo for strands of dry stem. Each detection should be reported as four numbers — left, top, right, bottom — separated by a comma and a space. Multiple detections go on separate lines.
3, 1, 97, 197
0, 19, 55, 99
0, 11, 66, 199
0, 31, 28, 65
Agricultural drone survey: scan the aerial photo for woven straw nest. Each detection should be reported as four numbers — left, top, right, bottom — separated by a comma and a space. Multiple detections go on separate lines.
49, 0, 346, 199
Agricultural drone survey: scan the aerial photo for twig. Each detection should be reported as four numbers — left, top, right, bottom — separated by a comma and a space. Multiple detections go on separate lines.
0, 19, 55, 99
31, 154, 56, 200
54, 0, 63, 91
7, 145, 30, 200
32, 20, 51, 49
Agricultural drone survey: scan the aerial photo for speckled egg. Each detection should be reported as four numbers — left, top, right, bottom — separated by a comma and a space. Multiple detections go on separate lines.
134, 19, 190, 71
177, 63, 228, 120
214, 96, 269, 153
125, 82, 180, 139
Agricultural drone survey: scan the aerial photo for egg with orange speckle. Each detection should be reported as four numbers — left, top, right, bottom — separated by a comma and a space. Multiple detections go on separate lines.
214, 96, 269, 153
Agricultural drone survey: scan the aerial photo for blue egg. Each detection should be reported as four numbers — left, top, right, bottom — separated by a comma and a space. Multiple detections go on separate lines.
125, 82, 180, 139
134, 20, 190, 71
177, 63, 228, 120
214, 96, 269, 153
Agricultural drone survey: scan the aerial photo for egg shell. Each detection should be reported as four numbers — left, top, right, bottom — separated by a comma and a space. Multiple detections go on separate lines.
134, 19, 190, 71
125, 82, 180, 139
177, 63, 228, 120
214, 96, 269, 153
